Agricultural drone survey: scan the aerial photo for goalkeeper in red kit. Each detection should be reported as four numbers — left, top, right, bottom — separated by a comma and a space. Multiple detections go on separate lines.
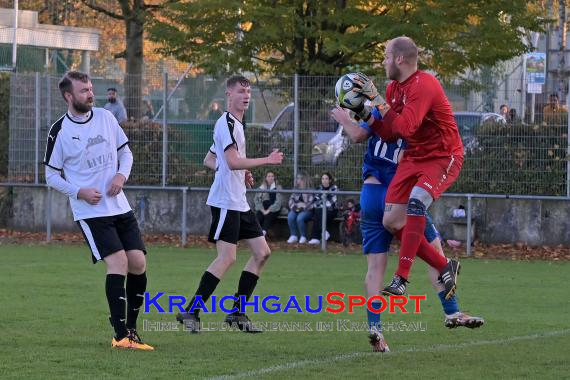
348, 36, 463, 300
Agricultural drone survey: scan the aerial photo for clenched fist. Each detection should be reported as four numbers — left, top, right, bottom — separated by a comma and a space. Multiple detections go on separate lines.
107, 173, 126, 196
78, 188, 102, 205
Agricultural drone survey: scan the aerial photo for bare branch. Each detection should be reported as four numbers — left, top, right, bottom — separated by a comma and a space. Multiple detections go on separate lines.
145, 0, 178, 10
81, 0, 124, 20
114, 50, 127, 59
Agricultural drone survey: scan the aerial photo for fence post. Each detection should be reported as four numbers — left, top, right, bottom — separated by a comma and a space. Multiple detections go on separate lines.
182, 188, 187, 246
46, 75, 51, 128
35, 72, 40, 184
466, 194, 472, 257
46, 186, 52, 242
293, 74, 299, 185
162, 71, 168, 187
567, 88, 570, 198
321, 190, 327, 252
520, 55, 526, 122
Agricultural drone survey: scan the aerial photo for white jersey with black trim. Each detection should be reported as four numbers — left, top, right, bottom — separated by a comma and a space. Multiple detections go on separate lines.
206, 112, 250, 212
43, 107, 132, 221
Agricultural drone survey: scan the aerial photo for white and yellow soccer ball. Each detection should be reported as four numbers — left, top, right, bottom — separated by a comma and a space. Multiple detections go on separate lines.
335, 73, 365, 109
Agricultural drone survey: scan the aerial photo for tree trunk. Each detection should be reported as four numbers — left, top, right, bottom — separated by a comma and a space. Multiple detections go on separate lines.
124, 16, 144, 120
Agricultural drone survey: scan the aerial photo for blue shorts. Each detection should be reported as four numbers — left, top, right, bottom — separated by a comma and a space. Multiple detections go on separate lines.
360, 184, 393, 254
360, 184, 440, 255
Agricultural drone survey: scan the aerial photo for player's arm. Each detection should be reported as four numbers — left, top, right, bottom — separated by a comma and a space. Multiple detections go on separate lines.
43, 131, 100, 204
347, 75, 398, 142
43, 133, 78, 198
224, 146, 283, 170
106, 118, 132, 196
45, 167, 102, 205
330, 106, 369, 143
117, 144, 133, 180
370, 77, 437, 140
367, 114, 398, 142
203, 150, 217, 170
45, 166, 80, 199
107, 144, 132, 196
380, 86, 433, 139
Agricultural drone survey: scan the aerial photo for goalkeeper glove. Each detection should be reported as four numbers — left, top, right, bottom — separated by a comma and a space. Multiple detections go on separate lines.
353, 72, 383, 104
350, 102, 372, 122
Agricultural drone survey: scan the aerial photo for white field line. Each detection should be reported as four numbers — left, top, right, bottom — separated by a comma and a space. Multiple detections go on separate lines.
204, 329, 570, 380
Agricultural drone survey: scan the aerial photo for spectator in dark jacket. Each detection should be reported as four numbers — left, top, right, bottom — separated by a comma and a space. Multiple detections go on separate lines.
308, 172, 338, 244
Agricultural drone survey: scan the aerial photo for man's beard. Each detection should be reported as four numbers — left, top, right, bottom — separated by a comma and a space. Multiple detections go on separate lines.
73, 98, 93, 113
108, 98, 116, 103
388, 62, 401, 81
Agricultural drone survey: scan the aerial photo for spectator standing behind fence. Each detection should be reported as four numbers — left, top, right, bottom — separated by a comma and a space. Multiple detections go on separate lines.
208, 101, 224, 120
508, 108, 518, 123
143, 99, 154, 120
543, 94, 568, 120
287, 173, 314, 244
104, 87, 128, 124
499, 104, 509, 121
253, 171, 283, 236
308, 172, 339, 245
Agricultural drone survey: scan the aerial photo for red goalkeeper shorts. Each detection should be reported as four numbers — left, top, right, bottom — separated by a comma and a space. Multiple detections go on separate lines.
386, 155, 463, 204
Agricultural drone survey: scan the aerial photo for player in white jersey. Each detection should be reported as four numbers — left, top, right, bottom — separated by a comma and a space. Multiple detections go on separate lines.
43, 71, 153, 350
177, 75, 283, 333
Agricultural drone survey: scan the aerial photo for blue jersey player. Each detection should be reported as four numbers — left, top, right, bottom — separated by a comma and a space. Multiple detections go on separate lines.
331, 105, 484, 352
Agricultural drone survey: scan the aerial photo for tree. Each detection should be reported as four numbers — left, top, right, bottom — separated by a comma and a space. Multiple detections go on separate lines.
149, 0, 548, 78
81, 0, 169, 119
149, 0, 548, 170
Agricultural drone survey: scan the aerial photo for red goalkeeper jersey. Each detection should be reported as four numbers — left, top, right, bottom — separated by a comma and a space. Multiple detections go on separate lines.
371, 70, 464, 160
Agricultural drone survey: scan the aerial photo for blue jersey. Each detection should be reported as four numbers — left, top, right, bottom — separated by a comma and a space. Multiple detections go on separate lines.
360, 108, 405, 185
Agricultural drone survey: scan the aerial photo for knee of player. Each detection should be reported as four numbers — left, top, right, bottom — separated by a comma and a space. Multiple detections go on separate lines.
127, 250, 146, 274
128, 260, 146, 274
407, 198, 426, 216
225, 254, 238, 266
262, 246, 272, 260
104, 251, 129, 274
255, 245, 271, 262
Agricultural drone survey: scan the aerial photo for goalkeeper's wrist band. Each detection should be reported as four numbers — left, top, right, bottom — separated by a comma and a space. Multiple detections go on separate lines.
378, 103, 389, 112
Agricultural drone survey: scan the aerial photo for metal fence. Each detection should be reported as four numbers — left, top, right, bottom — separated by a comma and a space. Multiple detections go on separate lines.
6, 71, 570, 196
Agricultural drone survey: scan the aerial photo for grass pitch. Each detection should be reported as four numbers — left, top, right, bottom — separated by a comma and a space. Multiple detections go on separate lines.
1, 244, 568, 379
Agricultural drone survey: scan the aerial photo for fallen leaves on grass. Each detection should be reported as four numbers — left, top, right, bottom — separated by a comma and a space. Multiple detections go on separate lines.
0, 229, 569, 261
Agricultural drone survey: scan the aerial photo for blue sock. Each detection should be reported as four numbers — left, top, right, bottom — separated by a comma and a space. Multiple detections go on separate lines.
438, 290, 459, 315
367, 302, 382, 329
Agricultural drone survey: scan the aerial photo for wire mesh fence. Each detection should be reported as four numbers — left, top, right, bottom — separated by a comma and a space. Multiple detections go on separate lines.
5, 72, 570, 197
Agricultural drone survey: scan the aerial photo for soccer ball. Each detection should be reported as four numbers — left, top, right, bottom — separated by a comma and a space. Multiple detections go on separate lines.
335, 73, 364, 109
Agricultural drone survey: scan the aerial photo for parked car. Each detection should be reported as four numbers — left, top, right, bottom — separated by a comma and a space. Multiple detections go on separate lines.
454, 111, 505, 153
259, 103, 349, 165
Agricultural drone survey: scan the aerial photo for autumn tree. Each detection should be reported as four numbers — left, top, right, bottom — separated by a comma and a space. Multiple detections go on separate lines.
150, 0, 547, 78
149, 0, 547, 169
80, 0, 174, 118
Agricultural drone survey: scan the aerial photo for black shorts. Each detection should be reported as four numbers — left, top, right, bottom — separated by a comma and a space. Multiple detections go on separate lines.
77, 211, 146, 264
208, 207, 263, 244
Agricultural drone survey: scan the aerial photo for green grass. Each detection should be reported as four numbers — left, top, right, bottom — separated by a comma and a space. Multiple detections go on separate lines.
1, 244, 569, 379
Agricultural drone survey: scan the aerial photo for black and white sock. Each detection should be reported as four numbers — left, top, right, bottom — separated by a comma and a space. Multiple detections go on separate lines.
126, 272, 147, 330
184, 271, 220, 316
233, 271, 259, 313
106, 274, 127, 340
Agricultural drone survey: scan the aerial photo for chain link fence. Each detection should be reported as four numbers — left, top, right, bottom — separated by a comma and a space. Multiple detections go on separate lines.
5, 72, 570, 197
